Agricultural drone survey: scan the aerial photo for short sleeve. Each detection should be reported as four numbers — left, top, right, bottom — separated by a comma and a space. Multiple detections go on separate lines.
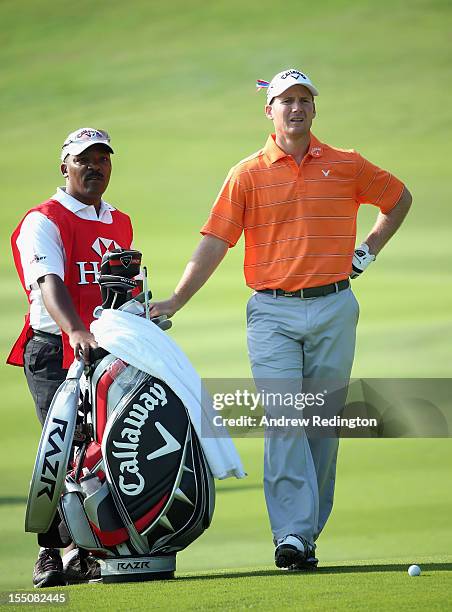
16, 211, 65, 288
355, 153, 405, 213
200, 167, 246, 247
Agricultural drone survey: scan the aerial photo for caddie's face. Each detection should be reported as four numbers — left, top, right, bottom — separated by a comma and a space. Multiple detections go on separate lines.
61, 144, 112, 205
265, 84, 315, 138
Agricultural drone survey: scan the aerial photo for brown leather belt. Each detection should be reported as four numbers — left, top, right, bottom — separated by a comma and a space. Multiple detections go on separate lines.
257, 279, 350, 299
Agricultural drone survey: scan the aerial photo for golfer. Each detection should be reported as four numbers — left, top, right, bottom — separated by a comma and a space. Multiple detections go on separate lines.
8, 128, 135, 587
150, 69, 412, 569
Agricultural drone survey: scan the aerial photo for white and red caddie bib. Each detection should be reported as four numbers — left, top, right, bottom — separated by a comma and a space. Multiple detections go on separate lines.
8, 199, 133, 369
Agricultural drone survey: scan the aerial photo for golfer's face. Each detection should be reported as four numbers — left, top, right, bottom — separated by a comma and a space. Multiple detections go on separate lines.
266, 84, 315, 138
62, 144, 112, 203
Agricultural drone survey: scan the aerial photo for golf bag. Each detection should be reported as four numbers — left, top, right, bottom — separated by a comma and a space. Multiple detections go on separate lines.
26, 249, 215, 582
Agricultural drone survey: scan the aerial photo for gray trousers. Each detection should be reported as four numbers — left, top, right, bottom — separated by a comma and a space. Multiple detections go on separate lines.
246, 288, 359, 545
24, 336, 66, 425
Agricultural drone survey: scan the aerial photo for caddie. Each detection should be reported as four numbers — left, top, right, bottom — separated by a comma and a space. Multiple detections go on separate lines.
149, 68, 412, 569
8, 128, 135, 587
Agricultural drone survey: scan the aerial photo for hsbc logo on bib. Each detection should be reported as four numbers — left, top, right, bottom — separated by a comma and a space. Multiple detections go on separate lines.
76, 237, 122, 285
91, 237, 121, 258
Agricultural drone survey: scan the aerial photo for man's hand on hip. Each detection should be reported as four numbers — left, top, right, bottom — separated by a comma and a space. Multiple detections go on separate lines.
350, 243, 376, 279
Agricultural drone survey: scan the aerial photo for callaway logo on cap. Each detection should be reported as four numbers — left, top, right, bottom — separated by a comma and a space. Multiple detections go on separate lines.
257, 68, 319, 104
61, 127, 113, 161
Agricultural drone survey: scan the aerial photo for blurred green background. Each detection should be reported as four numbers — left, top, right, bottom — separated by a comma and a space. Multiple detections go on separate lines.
1, 0, 451, 597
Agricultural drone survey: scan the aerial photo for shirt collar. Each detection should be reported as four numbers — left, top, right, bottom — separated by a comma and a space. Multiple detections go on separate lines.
54, 187, 115, 214
263, 132, 324, 164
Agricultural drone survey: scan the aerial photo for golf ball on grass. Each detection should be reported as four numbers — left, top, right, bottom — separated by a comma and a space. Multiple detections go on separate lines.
408, 565, 421, 577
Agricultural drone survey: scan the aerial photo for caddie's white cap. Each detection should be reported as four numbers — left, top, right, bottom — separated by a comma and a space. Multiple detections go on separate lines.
61, 127, 113, 161
267, 69, 318, 103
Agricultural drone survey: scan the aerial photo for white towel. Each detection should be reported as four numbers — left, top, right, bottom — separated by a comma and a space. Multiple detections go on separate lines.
91, 309, 246, 480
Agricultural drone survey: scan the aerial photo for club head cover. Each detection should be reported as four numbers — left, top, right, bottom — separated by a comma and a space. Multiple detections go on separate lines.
100, 249, 142, 278
134, 290, 153, 303
98, 249, 142, 309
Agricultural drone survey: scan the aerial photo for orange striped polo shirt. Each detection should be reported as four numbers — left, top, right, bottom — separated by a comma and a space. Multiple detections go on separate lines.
201, 133, 405, 291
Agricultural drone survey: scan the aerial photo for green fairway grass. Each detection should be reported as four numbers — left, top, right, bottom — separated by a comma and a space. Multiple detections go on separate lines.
3, 560, 451, 612
1, 439, 451, 608
1, 0, 451, 609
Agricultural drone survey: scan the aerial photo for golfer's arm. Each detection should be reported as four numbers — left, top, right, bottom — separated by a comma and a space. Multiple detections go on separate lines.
37, 273, 87, 335
173, 235, 229, 309
364, 186, 412, 255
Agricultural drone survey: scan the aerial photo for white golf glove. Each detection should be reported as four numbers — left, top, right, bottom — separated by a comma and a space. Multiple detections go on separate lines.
350, 243, 375, 279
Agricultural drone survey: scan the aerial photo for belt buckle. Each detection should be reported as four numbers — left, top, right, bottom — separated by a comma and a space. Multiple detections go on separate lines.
283, 290, 304, 298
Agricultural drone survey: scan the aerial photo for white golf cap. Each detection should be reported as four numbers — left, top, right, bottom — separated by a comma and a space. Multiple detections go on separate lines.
266, 69, 318, 103
61, 127, 113, 161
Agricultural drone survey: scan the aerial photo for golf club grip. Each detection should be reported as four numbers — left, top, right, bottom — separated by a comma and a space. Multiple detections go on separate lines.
90, 347, 109, 363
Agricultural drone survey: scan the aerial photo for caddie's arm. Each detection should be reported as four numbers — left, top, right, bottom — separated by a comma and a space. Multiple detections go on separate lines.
149, 235, 229, 318
351, 186, 412, 278
38, 273, 98, 362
